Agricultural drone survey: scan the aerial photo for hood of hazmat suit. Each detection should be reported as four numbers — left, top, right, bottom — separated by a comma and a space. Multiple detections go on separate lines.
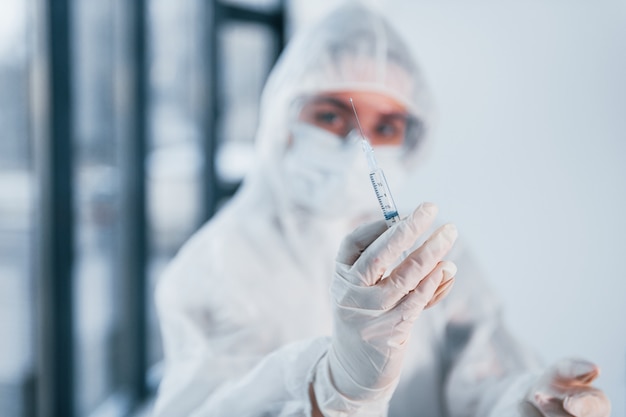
247, 0, 434, 234
152, 2, 546, 417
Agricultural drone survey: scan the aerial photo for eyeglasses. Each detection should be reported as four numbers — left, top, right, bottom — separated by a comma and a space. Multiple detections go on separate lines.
294, 95, 418, 147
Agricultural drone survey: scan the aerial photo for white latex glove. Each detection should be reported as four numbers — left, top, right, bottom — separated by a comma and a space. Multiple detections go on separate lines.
526, 358, 611, 417
313, 203, 458, 414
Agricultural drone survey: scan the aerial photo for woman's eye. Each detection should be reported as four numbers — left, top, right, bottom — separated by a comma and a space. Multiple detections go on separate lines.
376, 123, 397, 137
370, 119, 407, 146
316, 112, 340, 125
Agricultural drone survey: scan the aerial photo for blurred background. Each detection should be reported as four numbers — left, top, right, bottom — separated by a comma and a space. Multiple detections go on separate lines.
0, 0, 624, 416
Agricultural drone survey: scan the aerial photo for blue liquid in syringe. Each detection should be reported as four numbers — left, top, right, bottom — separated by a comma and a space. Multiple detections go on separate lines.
384, 211, 399, 220
369, 169, 401, 226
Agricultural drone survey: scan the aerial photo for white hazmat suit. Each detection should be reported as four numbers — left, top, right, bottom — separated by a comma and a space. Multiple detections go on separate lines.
153, 3, 610, 416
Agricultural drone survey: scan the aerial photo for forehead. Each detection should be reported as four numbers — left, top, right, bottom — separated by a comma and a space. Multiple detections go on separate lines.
306, 90, 408, 116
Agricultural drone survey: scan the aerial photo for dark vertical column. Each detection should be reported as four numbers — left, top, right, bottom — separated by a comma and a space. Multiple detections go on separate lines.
200, 0, 220, 221
37, 0, 75, 415
117, 0, 148, 401
199, 1, 286, 222
275, 0, 286, 59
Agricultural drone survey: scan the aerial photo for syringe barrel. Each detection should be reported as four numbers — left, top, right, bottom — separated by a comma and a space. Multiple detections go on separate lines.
369, 168, 401, 227
361, 139, 378, 171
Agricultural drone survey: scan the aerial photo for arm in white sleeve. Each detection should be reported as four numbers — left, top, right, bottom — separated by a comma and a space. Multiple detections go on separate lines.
151, 237, 328, 417
438, 242, 610, 417
193, 338, 330, 417
154, 315, 328, 417
440, 245, 544, 417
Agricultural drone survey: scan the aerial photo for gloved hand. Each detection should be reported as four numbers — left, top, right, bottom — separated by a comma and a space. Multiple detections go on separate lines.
313, 203, 458, 413
526, 358, 611, 417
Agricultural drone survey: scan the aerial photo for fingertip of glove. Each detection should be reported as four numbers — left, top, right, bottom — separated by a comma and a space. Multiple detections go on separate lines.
564, 392, 611, 417
532, 391, 552, 407
411, 202, 438, 220
426, 223, 458, 246
441, 261, 457, 281
425, 278, 455, 309
555, 358, 600, 383
441, 223, 458, 241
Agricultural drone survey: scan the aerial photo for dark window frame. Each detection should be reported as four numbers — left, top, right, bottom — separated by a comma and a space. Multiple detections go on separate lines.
34, 1, 285, 416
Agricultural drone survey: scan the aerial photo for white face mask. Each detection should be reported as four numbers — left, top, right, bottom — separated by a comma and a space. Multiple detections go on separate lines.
282, 122, 404, 219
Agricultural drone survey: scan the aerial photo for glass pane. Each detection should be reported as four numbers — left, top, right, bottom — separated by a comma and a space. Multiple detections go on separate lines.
220, 0, 281, 11
146, 0, 283, 390
147, 0, 204, 373
0, 0, 36, 416
72, 0, 122, 414
217, 22, 275, 184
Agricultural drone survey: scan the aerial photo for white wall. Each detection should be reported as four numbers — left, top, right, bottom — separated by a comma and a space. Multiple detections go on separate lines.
383, 1, 626, 414
290, 0, 626, 412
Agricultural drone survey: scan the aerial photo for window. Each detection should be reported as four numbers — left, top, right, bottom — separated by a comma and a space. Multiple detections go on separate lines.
0, 1, 36, 416
0, 1, 285, 416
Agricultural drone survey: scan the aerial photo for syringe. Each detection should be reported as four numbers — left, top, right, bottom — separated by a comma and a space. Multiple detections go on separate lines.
350, 98, 401, 227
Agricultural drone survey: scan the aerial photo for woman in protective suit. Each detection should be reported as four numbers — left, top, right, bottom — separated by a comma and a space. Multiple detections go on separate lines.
152, 2, 610, 416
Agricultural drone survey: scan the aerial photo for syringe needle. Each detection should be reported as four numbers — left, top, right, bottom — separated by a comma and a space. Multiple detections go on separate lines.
349, 98, 367, 141
350, 98, 377, 170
